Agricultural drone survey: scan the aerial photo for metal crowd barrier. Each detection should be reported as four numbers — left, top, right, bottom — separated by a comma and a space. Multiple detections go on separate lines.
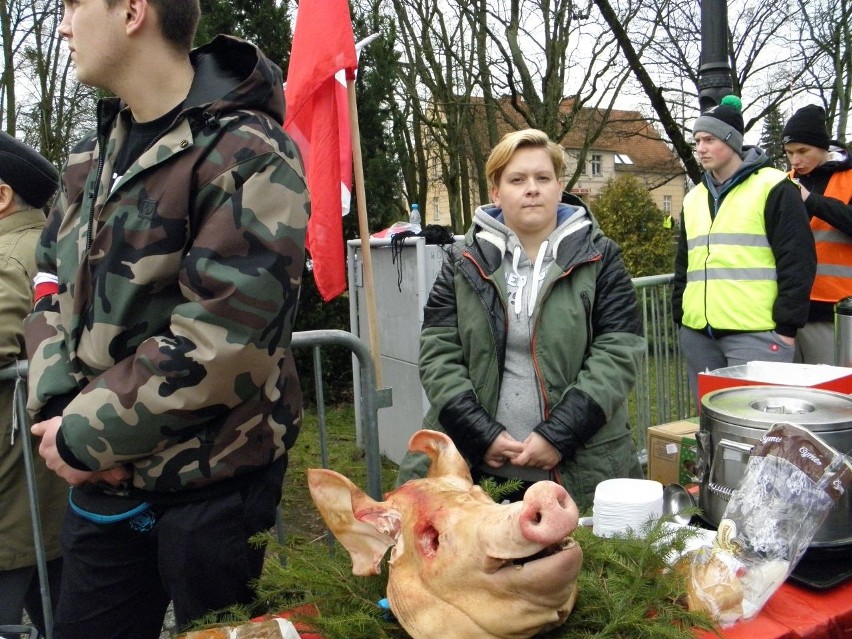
2, 329, 385, 638
629, 273, 696, 459
290, 329, 384, 499
0, 360, 53, 639
6, 297, 690, 634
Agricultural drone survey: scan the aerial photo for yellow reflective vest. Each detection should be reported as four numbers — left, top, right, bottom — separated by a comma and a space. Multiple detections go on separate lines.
681, 168, 789, 331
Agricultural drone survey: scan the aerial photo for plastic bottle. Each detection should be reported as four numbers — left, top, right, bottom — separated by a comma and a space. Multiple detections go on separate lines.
405, 203, 421, 235
409, 203, 421, 225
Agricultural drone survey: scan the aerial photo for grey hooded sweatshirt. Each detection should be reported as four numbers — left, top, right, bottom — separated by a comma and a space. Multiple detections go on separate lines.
473, 202, 592, 481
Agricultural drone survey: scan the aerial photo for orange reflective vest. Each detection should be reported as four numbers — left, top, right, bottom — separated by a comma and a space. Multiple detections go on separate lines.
790, 169, 852, 302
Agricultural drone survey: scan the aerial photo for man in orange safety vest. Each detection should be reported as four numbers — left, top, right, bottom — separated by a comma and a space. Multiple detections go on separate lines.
782, 104, 852, 364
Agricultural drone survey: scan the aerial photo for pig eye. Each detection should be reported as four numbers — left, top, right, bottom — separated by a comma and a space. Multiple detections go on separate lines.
418, 523, 440, 557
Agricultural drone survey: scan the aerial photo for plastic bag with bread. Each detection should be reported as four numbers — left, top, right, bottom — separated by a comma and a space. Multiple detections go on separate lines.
685, 422, 851, 627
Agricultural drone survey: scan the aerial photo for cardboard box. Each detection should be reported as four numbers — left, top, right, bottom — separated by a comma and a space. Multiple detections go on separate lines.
697, 362, 852, 406
646, 418, 700, 486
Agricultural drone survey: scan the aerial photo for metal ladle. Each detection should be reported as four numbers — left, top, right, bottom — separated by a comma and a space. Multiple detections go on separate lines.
662, 483, 696, 526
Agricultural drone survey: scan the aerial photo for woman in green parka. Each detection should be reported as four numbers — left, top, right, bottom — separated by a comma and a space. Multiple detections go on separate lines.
400, 129, 646, 512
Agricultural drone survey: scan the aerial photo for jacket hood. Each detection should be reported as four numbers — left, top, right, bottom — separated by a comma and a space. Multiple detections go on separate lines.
704, 144, 773, 198
473, 201, 591, 250
468, 197, 599, 275
186, 35, 286, 124
96, 35, 286, 134
821, 143, 852, 171
727, 145, 773, 182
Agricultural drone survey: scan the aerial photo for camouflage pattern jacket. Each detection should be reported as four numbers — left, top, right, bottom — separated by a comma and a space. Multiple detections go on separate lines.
24, 35, 309, 496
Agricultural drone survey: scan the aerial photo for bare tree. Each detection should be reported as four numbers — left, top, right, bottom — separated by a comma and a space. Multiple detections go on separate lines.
796, 0, 852, 141
0, 0, 30, 133
597, 0, 810, 183
1, 0, 95, 165
391, 0, 636, 231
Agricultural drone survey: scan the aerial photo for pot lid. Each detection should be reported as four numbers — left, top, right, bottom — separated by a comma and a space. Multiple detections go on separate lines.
836, 295, 852, 316
701, 385, 852, 431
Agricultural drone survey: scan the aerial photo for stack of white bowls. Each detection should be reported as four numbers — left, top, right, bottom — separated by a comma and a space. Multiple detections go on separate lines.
592, 478, 664, 538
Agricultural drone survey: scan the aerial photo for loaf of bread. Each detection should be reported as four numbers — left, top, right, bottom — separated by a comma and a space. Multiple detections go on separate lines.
685, 547, 744, 625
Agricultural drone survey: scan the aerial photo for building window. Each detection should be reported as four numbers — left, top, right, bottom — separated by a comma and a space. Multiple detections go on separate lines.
432, 197, 440, 222
663, 195, 672, 214
590, 154, 602, 176
614, 153, 634, 166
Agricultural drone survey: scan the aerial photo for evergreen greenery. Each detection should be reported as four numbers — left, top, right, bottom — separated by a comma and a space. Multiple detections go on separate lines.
196, 0, 293, 71
200, 518, 716, 639
592, 175, 677, 278
478, 476, 525, 502
345, 11, 407, 237
761, 105, 788, 170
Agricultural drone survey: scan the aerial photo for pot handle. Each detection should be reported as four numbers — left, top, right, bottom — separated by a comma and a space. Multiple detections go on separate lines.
707, 438, 754, 501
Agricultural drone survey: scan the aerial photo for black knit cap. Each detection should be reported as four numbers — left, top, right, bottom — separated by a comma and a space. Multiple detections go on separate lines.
693, 95, 745, 155
782, 105, 831, 150
0, 131, 59, 209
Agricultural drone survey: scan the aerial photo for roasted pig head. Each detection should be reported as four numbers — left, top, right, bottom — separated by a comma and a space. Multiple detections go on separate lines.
307, 430, 583, 639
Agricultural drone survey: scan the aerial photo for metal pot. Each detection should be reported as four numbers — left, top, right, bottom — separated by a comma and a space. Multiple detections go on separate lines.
836, 296, 852, 366
699, 385, 852, 548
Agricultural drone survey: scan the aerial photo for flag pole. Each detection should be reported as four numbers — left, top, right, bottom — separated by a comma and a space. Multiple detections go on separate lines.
347, 78, 383, 386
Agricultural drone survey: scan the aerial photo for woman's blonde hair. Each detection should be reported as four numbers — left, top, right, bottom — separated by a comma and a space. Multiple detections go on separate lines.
485, 129, 565, 188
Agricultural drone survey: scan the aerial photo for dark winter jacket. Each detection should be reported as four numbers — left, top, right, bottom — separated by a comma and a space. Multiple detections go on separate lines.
404, 195, 645, 511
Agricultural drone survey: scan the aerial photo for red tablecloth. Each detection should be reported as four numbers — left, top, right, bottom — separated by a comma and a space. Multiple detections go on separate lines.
695, 579, 852, 639
257, 582, 852, 639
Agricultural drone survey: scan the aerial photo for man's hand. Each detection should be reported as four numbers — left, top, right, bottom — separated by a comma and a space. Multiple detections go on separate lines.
91, 467, 132, 487
777, 334, 796, 348
511, 432, 561, 470
31, 417, 94, 486
483, 431, 525, 468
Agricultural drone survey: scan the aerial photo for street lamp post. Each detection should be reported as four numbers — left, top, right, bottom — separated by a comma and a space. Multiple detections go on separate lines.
698, 0, 733, 111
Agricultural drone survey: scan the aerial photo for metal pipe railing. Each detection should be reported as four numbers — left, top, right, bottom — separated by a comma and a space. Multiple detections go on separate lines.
4, 328, 386, 638
291, 329, 383, 500
630, 274, 696, 460
0, 360, 53, 639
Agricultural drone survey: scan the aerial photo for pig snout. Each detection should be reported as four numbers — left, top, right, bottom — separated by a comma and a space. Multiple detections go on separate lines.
518, 481, 578, 545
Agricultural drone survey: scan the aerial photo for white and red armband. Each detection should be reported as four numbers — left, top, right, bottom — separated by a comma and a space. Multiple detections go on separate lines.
33, 272, 59, 304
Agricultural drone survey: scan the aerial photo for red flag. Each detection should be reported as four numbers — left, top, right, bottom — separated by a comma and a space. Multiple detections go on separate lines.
285, 0, 357, 301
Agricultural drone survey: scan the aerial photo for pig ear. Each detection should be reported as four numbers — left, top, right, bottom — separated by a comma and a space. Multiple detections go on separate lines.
408, 430, 473, 488
307, 468, 400, 576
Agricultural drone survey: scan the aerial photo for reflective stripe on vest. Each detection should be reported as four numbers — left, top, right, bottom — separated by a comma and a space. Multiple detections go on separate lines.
790, 168, 852, 302
682, 167, 788, 331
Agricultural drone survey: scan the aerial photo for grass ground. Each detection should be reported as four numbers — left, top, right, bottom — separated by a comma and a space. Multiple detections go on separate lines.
280, 404, 400, 540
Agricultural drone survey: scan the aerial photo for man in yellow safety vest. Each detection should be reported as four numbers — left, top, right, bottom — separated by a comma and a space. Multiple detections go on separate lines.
672, 96, 816, 404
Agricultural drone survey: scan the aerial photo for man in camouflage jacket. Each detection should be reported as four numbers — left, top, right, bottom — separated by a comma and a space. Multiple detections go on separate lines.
25, 1, 308, 636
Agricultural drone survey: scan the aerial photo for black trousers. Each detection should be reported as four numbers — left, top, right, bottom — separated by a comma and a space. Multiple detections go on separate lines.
53, 464, 284, 639
0, 557, 62, 635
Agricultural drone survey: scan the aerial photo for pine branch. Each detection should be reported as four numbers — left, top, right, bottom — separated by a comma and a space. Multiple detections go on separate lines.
240, 516, 718, 639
